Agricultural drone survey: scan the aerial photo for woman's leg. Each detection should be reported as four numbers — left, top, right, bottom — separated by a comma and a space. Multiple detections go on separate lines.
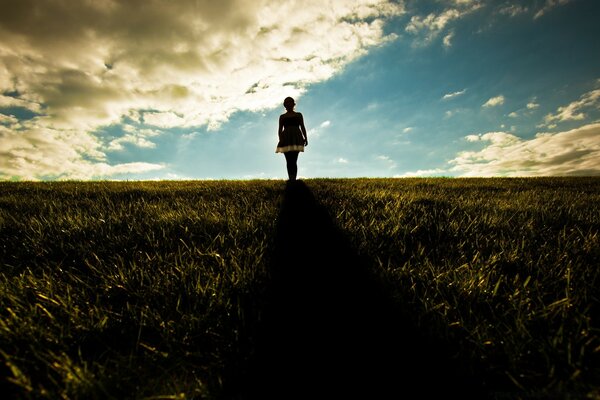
284, 151, 299, 181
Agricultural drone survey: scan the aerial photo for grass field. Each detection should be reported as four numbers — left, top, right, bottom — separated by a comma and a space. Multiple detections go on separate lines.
1, 178, 599, 399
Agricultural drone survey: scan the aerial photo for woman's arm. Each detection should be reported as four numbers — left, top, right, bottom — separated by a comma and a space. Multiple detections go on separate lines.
299, 113, 308, 146
278, 115, 284, 139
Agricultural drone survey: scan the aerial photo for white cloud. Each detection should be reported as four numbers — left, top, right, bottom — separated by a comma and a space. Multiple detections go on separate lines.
377, 154, 396, 168
107, 127, 161, 151
526, 101, 540, 109
405, 3, 480, 46
308, 120, 332, 138
534, 0, 572, 19
443, 31, 454, 48
508, 111, 519, 118
449, 123, 600, 176
403, 127, 414, 133
337, 157, 349, 164
482, 95, 505, 108
543, 89, 600, 125
442, 88, 467, 100
397, 168, 446, 177
406, 9, 459, 35
406, 9, 460, 44
0, 95, 42, 113
0, 0, 404, 180
96, 162, 165, 177
498, 4, 528, 17
496, 1, 570, 20
366, 102, 380, 110
0, 114, 18, 125
0, 122, 164, 180
143, 111, 186, 129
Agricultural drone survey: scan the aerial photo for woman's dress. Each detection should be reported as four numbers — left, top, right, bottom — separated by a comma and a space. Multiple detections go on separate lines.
276, 113, 305, 153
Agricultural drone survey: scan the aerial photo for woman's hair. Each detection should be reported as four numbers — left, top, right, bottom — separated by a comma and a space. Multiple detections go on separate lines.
283, 97, 295, 109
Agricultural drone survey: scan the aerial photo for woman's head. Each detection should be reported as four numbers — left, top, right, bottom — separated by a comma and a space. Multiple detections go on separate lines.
283, 97, 295, 111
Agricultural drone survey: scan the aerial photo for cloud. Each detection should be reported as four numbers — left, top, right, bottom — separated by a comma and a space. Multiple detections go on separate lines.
0, 94, 42, 113
443, 31, 454, 48
107, 126, 162, 151
498, 4, 529, 17
0, 114, 18, 125
366, 102, 380, 111
406, 9, 460, 43
442, 88, 467, 100
0, 120, 164, 180
496, 1, 571, 20
534, 0, 572, 19
308, 120, 332, 138
403, 127, 414, 133
0, 0, 404, 180
506, 99, 540, 119
337, 157, 349, 164
143, 112, 186, 129
405, 2, 481, 46
543, 89, 600, 125
397, 168, 446, 177
482, 95, 505, 108
449, 123, 600, 176
376, 154, 396, 168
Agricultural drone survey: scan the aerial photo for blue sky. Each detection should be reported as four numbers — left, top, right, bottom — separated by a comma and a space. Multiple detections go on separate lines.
1, 0, 599, 180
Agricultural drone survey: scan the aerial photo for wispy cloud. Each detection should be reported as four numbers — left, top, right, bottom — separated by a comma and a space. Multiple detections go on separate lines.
543, 89, 600, 126
376, 154, 397, 169
442, 88, 467, 100
405, 2, 480, 46
0, 120, 165, 180
0, 114, 18, 125
450, 123, 600, 176
107, 126, 162, 151
482, 95, 505, 108
0, 0, 404, 180
0, 94, 42, 113
498, 4, 529, 17
143, 112, 186, 129
308, 120, 332, 138
496, 0, 571, 20
397, 168, 446, 177
534, 0, 572, 19
443, 31, 455, 48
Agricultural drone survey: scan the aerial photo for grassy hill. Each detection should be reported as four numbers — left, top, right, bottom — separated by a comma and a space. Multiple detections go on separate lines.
0, 178, 598, 399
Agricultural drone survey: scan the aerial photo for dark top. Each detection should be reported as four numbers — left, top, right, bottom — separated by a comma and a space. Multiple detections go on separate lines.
282, 115, 302, 128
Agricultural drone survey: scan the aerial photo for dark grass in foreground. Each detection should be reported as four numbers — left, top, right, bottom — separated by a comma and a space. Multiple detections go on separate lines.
232, 181, 488, 400
0, 178, 599, 399
0, 181, 281, 398
307, 177, 600, 399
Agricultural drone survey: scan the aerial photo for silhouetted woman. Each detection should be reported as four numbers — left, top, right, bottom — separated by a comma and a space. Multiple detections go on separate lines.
275, 97, 308, 181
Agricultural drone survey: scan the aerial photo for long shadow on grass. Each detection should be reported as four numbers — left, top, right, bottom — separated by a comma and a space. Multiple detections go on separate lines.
230, 181, 486, 399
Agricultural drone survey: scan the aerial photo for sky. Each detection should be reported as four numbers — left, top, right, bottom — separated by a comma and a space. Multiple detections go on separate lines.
1, 0, 599, 181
